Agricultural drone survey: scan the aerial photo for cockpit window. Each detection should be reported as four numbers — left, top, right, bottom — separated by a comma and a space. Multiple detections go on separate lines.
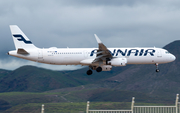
165, 51, 170, 54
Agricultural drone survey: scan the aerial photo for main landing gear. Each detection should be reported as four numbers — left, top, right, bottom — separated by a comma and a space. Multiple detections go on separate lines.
155, 63, 160, 72
86, 66, 102, 75
87, 70, 93, 75
96, 67, 102, 72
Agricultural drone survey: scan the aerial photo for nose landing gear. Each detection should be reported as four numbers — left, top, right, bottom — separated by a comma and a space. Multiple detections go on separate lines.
155, 63, 160, 72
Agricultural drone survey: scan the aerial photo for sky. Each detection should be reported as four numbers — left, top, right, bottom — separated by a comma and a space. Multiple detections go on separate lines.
1, 0, 180, 70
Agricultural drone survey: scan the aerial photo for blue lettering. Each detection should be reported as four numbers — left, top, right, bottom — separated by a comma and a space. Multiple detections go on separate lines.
90, 49, 97, 56
127, 49, 139, 56
116, 49, 127, 56
139, 49, 144, 56
144, 49, 155, 56
109, 49, 116, 56
90, 49, 155, 57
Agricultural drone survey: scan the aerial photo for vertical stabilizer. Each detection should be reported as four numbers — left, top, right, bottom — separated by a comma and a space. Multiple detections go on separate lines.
10, 25, 37, 50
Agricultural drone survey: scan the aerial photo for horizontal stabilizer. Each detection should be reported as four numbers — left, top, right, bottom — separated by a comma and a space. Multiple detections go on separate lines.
17, 48, 29, 54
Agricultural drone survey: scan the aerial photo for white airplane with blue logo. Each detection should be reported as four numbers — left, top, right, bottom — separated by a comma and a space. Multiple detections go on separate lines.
8, 25, 176, 75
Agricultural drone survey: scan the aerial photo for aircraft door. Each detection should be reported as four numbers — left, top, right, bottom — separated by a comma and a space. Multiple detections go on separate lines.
38, 50, 44, 61
84, 51, 88, 58
157, 49, 162, 57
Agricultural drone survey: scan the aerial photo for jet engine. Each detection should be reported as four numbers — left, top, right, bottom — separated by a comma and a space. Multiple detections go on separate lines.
107, 58, 127, 66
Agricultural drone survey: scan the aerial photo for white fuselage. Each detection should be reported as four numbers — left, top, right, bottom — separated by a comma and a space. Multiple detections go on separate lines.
8, 25, 176, 75
8, 47, 176, 66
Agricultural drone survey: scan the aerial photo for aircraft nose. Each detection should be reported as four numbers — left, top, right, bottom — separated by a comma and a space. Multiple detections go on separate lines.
171, 54, 176, 61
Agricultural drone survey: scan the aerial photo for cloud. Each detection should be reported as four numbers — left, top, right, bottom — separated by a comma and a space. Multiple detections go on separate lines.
0, 0, 180, 70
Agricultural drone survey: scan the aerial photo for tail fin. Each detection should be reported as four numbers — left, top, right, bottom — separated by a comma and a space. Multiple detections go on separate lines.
10, 25, 37, 50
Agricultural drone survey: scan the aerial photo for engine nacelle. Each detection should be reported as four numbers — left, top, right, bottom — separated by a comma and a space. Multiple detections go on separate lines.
108, 58, 127, 66
101, 65, 112, 71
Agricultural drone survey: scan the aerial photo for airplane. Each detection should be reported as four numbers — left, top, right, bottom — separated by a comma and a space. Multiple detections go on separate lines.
8, 25, 176, 75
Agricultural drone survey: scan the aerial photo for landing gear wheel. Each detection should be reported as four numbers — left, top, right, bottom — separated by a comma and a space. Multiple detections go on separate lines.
155, 63, 160, 73
87, 70, 93, 75
96, 67, 102, 72
156, 69, 160, 72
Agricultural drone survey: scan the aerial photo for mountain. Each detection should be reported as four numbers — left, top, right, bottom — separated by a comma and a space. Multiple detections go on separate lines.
0, 66, 88, 92
0, 64, 132, 92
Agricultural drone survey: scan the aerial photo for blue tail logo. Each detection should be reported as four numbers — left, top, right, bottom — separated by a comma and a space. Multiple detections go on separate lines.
13, 35, 32, 44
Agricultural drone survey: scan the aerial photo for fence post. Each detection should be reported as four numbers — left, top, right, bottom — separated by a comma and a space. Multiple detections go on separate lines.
86, 101, 90, 113
131, 97, 135, 113
41, 104, 44, 113
176, 94, 179, 113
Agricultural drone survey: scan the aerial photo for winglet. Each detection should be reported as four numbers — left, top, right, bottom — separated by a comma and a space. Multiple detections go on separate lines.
94, 34, 102, 43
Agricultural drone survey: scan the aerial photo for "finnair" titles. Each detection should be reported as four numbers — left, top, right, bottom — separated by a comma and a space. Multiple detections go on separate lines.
90, 49, 155, 57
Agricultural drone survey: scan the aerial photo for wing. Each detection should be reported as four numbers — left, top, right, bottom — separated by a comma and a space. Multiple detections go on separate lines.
93, 34, 113, 63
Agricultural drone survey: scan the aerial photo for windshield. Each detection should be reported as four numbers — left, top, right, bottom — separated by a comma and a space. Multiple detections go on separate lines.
165, 51, 170, 54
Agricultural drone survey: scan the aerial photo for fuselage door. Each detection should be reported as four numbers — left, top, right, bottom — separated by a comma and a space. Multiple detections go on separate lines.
157, 49, 162, 57
84, 51, 88, 58
38, 49, 43, 60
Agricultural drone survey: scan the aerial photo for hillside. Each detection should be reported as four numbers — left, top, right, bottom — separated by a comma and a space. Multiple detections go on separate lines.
0, 64, 133, 92
0, 66, 87, 92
